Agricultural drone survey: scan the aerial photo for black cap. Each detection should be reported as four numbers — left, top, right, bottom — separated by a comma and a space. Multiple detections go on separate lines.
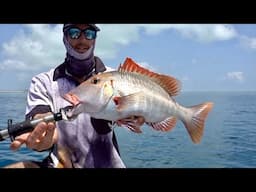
63, 24, 100, 32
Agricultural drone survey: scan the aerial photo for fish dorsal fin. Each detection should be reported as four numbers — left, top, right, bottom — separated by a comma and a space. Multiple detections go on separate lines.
119, 57, 181, 96
152, 74, 181, 97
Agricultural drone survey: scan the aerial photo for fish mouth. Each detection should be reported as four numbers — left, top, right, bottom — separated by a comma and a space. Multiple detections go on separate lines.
61, 106, 76, 120
62, 93, 83, 120
63, 93, 81, 106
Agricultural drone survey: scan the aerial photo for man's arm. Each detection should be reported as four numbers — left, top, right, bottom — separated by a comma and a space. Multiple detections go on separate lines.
10, 74, 57, 151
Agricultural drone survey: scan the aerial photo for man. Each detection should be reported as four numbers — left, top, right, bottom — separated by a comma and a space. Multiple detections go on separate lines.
4, 24, 126, 168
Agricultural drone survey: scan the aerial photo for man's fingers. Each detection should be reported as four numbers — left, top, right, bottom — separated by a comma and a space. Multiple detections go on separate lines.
10, 133, 30, 151
45, 122, 55, 140
41, 122, 55, 143
9, 113, 56, 151
26, 122, 47, 148
26, 122, 56, 151
10, 140, 24, 151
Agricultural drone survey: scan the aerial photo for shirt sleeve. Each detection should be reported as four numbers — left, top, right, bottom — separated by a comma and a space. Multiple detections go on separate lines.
25, 74, 53, 120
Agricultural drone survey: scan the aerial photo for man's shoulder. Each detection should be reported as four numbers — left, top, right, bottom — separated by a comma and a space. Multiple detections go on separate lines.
31, 68, 55, 82
94, 56, 107, 73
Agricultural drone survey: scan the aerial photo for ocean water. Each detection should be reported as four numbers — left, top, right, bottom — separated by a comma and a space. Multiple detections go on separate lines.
0, 91, 256, 168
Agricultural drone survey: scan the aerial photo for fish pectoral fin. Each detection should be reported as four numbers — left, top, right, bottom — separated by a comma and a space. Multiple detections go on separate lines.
114, 92, 145, 112
148, 116, 177, 132
117, 116, 145, 126
116, 116, 145, 133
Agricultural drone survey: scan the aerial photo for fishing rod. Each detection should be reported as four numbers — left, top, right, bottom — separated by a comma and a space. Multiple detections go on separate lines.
0, 107, 73, 142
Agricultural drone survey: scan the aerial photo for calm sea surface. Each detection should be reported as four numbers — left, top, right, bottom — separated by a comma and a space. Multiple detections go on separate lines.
0, 91, 256, 168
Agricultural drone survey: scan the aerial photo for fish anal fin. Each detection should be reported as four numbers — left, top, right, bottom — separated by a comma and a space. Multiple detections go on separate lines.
119, 57, 181, 96
149, 116, 177, 132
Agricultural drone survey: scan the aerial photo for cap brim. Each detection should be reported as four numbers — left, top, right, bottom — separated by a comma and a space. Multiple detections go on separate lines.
63, 24, 100, 32
88, 24, 100, 31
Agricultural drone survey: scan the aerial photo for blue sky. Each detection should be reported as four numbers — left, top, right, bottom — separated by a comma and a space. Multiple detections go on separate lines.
0, 24, 255, 91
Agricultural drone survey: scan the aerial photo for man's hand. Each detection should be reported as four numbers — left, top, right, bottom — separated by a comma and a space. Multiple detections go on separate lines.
10, 113, 58, 152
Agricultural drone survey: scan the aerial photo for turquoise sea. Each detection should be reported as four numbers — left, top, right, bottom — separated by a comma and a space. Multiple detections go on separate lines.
0, 91, 256, 168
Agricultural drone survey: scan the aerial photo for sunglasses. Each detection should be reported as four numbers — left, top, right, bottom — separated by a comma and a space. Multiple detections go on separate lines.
67, 27, 97, 40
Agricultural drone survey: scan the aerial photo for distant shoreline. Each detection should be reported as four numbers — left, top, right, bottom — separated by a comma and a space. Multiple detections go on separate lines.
0, 90, 27, 93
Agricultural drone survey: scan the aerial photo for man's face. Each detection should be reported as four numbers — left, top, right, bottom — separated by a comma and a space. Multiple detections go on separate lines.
66, 24, 96, 54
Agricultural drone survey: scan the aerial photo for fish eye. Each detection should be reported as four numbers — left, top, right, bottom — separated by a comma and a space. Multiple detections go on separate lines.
92, 78, 100, 84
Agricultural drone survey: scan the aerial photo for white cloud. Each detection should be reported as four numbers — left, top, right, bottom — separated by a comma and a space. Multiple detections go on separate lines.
1, 59, 33, 71
137, 24, 177, 35
1, 24, 64, 72
95, 24, 141, 59
169, 24, 237, 43
239, 35, 256, 49
0, 24, 239, 73
226, 72, 244, 82
135, 24, 237, 43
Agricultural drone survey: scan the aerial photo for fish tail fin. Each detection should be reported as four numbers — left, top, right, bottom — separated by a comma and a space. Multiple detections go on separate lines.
180, 102, 213, 144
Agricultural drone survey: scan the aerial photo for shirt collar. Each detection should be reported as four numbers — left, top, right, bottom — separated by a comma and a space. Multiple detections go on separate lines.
53, 56, 106, 83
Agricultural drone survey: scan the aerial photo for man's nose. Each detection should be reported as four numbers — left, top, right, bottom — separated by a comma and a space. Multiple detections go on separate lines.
79, 32, 88, 40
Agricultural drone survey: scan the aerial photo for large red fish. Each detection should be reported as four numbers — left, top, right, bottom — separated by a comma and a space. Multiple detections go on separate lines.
64, 57, 213, 143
